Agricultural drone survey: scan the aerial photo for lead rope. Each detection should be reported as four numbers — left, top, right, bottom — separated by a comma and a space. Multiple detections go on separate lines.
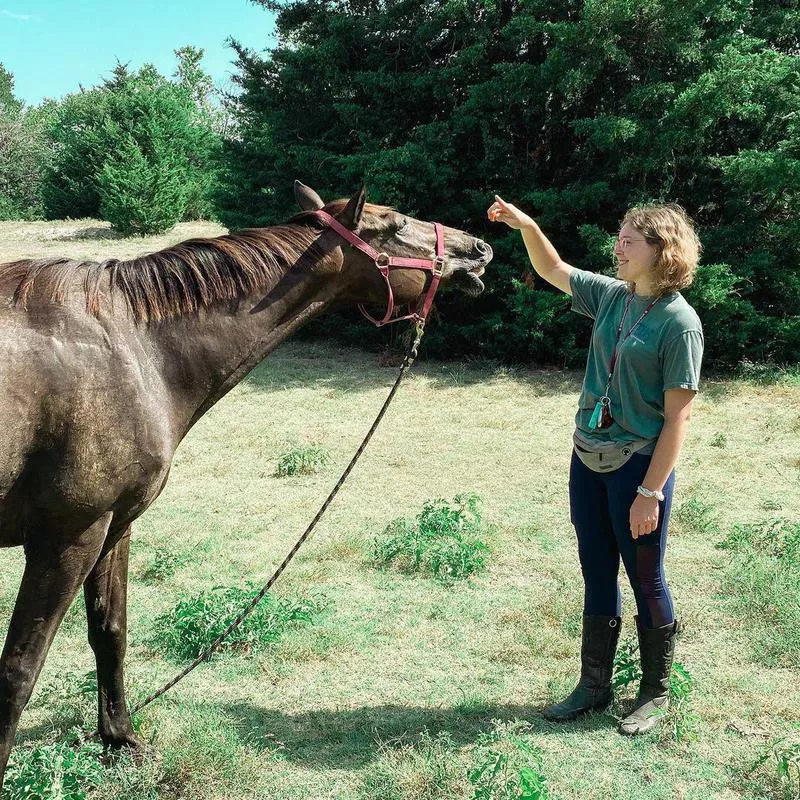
98, 319, 427, 729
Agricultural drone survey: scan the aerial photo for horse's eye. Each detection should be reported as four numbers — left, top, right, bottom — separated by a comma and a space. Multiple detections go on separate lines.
397, 218, 409, 233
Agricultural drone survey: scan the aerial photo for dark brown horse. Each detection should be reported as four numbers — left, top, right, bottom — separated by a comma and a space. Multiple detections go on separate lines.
0, 182, 492, 789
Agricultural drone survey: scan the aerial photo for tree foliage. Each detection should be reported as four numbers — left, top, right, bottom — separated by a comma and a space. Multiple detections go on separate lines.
218, 0, 800, 367
41, 50, 222, 234
0, 64, 52, 220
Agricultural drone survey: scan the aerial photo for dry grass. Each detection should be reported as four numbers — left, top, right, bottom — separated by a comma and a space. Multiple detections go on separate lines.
1, 220, 798, 800
0, 218, 226, 264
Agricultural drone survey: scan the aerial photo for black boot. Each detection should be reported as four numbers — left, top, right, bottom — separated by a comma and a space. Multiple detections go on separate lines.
618, 616, 680, 735
542, 614, 621, 722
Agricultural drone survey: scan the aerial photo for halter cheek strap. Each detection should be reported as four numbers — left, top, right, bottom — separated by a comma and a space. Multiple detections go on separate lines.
310, 209, 445, 327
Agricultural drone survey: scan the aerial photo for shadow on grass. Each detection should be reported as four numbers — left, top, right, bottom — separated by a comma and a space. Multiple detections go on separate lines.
15, 698, 616, 775
245, 341, 584, 396
218, 700, 614, 769
15, 708, 90, 747
53, 226, 124, 241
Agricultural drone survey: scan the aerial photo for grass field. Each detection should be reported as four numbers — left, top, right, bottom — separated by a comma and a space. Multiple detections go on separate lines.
1, 221, 799, 800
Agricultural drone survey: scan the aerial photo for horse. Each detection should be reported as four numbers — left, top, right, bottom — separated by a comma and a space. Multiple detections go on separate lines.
0, 181, 492, 789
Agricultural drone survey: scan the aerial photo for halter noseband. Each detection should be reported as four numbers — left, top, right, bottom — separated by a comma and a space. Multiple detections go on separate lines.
310, 209, 445, 327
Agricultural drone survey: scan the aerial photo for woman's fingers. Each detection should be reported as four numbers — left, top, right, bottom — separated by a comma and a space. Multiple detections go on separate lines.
632, 517, 659, 539
488, 200, 516, 224
630, 495, 661, 539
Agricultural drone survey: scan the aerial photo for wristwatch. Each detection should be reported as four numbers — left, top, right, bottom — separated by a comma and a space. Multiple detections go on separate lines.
636, 485, 665, 502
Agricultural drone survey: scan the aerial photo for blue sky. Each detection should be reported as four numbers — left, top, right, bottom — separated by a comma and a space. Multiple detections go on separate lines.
0, 1, 277, 104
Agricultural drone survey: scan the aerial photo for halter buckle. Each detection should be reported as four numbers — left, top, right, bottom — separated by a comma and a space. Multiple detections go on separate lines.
433, 256, 445, 276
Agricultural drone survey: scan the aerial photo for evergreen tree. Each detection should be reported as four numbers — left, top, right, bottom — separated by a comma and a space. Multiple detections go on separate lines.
41, 52, 222, 233
0, 64, 52, 220
219, 0, 800, 366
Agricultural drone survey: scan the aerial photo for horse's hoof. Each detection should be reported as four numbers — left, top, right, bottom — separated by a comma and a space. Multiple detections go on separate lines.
101, 731, 144, 751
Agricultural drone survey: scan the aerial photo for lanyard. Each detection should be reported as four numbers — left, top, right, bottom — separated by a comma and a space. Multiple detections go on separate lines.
604, 293, 659, 392
589, 292, 659, 431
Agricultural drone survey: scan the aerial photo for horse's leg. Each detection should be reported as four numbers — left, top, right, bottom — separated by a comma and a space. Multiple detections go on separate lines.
0, 513, 112, 793
83, 525, 141, 749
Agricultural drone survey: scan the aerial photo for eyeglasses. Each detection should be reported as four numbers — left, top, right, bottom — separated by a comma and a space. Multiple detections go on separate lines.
614, 237, 648, 251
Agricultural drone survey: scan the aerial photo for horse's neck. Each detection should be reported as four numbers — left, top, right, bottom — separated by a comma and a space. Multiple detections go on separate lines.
146, 266, 341, 436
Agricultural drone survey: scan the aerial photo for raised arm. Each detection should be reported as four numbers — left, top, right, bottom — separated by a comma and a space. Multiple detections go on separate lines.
487, 195, 574, 295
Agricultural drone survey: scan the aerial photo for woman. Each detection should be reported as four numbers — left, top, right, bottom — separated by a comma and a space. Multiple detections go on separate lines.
487, 196, 703, 735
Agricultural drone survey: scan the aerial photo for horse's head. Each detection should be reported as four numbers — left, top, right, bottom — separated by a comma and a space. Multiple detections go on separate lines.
294, 182, 492, 320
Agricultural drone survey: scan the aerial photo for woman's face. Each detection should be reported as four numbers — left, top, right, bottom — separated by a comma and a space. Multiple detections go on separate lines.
614, 222, 660, 287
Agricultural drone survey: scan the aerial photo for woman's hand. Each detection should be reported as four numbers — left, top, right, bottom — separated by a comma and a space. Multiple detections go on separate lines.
487, 195, 535, 230
630, 494, 660, 539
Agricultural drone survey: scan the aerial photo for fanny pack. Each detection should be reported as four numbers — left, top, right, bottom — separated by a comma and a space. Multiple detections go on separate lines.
572, 431, 653, 473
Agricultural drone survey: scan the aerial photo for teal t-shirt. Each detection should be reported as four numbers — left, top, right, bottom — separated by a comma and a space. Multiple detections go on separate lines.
570, 269, 704, 452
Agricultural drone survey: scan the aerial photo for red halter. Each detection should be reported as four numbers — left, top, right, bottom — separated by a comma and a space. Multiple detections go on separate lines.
310, 210, 445, 327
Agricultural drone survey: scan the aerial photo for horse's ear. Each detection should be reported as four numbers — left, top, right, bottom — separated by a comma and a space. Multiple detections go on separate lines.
294, 180, 325, 211
339, 185, 366, 229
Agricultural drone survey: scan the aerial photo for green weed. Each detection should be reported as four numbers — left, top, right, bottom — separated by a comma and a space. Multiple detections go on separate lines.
140, 546, 191, 584
662, 663, 700, 743
718, 518, 800, 666
3, 735, 105, 800
675, 494, 719, 535
612, 636, 640, 690
749, 731, 800, 800
719, 517, 800, 560
468, 720, 549, 800
31, 670, 96, 708
709, 431, 727, 448
372, 493, 489, 583
148, 584, 329, 661
613, 639, 699, 742
274, 444, 330, 477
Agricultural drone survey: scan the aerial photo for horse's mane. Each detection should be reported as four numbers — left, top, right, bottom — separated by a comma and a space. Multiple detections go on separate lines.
0, 209, 357, 323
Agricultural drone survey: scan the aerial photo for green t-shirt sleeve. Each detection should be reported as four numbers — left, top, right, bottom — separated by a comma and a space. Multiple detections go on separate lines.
570, 268, 624, 319
661, 329, 704, 391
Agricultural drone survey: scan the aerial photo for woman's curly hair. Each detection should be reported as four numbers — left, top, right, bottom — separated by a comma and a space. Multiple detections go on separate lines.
622, 204, 702, 296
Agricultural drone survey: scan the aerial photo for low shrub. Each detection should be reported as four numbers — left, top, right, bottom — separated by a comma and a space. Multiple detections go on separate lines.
372, 493, 489, 582
149, 584, 328, 661
736, 360, 800, 387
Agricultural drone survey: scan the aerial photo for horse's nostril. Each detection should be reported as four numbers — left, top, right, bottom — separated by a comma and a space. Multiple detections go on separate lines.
474, 240, 493, 260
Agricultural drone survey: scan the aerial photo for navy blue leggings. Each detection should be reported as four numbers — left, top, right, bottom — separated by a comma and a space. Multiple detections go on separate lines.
569, 451, 676, 629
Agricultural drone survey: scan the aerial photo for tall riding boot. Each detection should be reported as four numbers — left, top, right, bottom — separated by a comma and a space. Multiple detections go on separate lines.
542, 614, 621, 722
618, 616, 680, 735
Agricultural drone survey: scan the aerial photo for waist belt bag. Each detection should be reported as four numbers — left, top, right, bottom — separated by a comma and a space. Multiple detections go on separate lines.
572, 432, 653, 473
